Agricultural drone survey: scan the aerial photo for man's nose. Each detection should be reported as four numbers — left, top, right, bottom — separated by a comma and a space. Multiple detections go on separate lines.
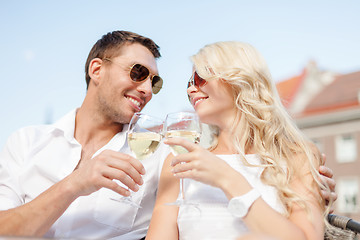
137, 78, 153, 96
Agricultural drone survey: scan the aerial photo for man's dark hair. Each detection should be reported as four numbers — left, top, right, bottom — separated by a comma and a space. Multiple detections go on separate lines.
85, 30, 161, 88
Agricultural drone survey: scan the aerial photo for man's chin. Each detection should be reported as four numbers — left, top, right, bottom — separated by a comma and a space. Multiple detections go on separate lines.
125, 110, 139, 123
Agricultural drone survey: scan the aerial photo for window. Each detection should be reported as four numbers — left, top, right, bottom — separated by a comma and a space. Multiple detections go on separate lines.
335, 134, 357, 163
337, 178, 359, 213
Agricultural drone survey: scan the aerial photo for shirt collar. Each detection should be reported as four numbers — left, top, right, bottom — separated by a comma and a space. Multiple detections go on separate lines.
49, 109, 129, 150
51, 109, 78, 143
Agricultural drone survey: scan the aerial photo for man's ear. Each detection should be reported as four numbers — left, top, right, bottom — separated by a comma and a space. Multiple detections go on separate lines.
88, 58, 103, 86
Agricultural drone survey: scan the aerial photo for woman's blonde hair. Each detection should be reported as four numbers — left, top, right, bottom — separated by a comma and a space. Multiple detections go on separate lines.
191, 41, 333, 230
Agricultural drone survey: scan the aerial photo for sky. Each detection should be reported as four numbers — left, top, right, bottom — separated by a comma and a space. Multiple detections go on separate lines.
0, 0, 359, 148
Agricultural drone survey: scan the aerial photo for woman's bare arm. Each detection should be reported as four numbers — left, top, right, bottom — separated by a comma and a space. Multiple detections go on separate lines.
146, 154, 180, 240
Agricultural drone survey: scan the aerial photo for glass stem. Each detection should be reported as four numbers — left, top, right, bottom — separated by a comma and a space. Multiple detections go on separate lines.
180, 179, 185, 201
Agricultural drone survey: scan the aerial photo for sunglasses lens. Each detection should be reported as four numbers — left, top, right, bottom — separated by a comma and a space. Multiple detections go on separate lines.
194, 72, 207, 87
130, 64, 149, 82
130, 63, 162, 94
152, 76, 163, 94
187, 79, 192, 89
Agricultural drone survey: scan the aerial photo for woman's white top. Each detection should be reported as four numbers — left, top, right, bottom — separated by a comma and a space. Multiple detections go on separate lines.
177, 154, 286, 240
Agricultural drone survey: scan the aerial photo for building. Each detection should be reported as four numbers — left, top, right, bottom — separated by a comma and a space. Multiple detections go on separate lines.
277, 62, 360, 221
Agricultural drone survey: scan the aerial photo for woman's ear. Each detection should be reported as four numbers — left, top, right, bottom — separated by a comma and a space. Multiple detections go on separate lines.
88, 58, 103, 86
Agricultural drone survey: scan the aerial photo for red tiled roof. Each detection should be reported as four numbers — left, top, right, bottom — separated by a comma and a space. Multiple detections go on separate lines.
301, 71, 360, 116
276, 69, 306, 108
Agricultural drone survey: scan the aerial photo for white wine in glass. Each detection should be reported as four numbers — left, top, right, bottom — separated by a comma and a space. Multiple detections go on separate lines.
165, 130, 201, 155
111, 112, 163, 208
128, 132, 162, 160
164, 112, 202, 206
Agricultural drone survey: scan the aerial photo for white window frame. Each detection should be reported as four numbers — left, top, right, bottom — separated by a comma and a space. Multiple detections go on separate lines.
335, 133, 357, 163
337, 177, 359, 214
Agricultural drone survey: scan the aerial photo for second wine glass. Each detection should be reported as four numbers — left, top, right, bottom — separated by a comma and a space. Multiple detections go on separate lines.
164, 111, 202, 206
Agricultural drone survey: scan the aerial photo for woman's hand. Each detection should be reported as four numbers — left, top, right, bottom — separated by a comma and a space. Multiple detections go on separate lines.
164, 137, 240, 190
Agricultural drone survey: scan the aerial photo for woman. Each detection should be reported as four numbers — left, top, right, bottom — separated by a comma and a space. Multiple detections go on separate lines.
147, 41, 334, 239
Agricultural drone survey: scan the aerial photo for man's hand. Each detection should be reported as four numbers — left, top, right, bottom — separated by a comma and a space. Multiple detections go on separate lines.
319, 154, 337, 212
67, 149, 146, 198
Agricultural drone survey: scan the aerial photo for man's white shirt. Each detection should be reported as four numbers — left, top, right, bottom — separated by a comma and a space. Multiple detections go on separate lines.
0, 109, 169, 239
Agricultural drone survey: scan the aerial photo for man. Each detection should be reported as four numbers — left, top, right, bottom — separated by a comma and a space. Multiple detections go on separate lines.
0, 30, 166, 239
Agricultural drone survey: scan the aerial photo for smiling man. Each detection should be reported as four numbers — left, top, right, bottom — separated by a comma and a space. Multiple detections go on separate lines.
0, 31, 166, 239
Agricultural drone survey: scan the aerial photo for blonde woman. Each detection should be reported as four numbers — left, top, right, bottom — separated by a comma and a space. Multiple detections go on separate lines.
147, 41, 334, 240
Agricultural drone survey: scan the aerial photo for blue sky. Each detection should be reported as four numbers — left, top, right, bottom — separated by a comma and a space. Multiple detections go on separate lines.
0, 0, 359, 147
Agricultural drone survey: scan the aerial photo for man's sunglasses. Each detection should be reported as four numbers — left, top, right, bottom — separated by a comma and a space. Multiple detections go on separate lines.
104, 58, 163, 94
187, 71, 207, 89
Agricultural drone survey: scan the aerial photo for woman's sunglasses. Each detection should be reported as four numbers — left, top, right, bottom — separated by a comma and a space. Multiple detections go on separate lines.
104, 58, 163, 94
187, 71, 207, 89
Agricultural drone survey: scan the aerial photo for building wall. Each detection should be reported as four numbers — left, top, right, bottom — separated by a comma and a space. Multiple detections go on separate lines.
300, 118, 360, 220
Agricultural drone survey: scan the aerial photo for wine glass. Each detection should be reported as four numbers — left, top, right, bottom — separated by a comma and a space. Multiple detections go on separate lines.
111, 112, 163, 208
164, 112, 202, 205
